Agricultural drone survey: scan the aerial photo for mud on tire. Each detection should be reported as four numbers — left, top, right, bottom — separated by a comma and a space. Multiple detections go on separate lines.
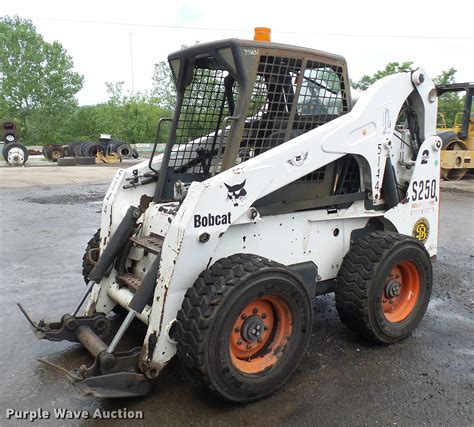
82, 229, 101, 283
335, 231, 432, 344
175, 253, 312, 402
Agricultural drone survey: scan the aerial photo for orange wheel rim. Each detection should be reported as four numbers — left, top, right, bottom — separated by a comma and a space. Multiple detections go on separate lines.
229, 295, 293, 374
382, 261, 421, 323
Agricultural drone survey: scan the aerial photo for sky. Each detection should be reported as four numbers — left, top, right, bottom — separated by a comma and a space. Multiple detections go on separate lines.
2, 0, 473, 105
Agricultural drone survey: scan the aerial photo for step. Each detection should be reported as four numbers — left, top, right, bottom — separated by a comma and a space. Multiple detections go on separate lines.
116, 273, 142, 292
129, 233, 164, 255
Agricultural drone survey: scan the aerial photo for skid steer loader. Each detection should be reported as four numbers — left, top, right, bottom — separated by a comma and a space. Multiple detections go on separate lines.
19, 28, 441, 401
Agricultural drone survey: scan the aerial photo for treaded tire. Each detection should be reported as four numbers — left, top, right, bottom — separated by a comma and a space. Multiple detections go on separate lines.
175, 253, 312, 402
2, 142, 29, 166
335, 231, 432, 344
81, 229, 126, 316
47, 145, 64, 162
115, 143, 133, 158
68, 141, 82, 157
57, 157, 76, 166
77, 156, 96, 165
82, 229, 101, 283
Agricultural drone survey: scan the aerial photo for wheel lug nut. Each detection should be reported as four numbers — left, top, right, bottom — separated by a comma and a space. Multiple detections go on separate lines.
256, 325, 261, 330
252, 329, 256, 334
252, 308, 258, 314
237, 339, 243, 345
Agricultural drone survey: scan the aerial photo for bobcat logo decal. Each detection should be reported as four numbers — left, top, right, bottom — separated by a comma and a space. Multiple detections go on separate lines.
225, 180, 247, 207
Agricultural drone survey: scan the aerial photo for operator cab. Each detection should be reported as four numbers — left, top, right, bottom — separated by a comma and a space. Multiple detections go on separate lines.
153, 36, 361, 212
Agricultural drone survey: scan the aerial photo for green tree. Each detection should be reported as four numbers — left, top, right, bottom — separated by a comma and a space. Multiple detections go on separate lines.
351, 62, 414, 91
64, 82, 173, 144
351, 63, 463, 128
151, 61, 177, 110
0, 15, 83, 144
433, 68, 463, 127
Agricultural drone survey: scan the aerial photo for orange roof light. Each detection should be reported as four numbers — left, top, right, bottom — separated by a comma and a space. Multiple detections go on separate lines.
254, 27, 271, 42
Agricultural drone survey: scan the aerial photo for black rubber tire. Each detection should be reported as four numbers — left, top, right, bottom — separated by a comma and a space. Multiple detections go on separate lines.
82, 229, 101, 283
68, 141, 81, 157
109, 140, 126, 152
132, 148, 139, 159
57, 157, 77, 166
85, 142, 106, 158
48, 145, 64, 162
81, 230, 126, 316
115, 143, 133, 158
335, 231, 432, 344
80, 141, 94, 157
175, 253, 312, 402
84, 142, 98, 158
76, 156, 96, 165
73, 141, 86, 157
2, 142, 29, 165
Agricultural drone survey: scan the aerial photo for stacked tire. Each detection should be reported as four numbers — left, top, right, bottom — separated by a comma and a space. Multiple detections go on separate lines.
108, 140, 137, 158
46, 139, 138, 164
2, 142, 29, 166
44, 145, 65, 162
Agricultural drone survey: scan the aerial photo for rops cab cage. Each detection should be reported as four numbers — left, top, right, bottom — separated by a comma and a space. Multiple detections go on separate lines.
152, 39, 351, 201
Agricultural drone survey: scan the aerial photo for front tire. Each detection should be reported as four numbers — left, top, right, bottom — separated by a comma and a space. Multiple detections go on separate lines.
175, 254, 312, 402
335, 231, 432, 344
82, 229, 101, 283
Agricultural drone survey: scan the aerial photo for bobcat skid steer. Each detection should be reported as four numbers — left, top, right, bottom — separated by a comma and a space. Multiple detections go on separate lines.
19, 28, 441, 401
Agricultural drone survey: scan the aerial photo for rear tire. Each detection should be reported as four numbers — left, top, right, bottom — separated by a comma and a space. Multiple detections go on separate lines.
335, 231, 432, 344
175, 254, 312, 402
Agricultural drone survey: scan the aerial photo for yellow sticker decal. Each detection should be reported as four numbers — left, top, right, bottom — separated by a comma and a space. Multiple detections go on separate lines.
413, 217, 430, 243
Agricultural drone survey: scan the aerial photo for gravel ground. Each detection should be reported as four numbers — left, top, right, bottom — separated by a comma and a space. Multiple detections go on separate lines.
0, 182, 472, 426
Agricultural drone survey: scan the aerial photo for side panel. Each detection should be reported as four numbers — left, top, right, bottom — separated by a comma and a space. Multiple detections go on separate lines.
385, 137, 441, 255
213, 207, 374, 281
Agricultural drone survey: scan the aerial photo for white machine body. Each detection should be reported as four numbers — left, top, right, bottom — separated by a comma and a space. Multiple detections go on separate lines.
86, 69, 440, 375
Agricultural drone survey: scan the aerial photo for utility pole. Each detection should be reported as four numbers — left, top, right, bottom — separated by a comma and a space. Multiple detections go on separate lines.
129, 33, 135, 94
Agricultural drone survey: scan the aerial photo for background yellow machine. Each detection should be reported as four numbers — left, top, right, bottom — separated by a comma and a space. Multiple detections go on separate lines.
437, 83, 473, 180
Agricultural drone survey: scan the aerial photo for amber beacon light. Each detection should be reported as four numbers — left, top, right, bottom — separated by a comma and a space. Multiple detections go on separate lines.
254, 27, 271, 42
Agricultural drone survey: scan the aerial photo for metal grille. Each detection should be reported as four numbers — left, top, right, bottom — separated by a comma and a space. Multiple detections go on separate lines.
238, 57, 301, 163
336, 156, 360, 194
299, 166, 326, 182
237, 56, 347, 166
169, 65, 237, 174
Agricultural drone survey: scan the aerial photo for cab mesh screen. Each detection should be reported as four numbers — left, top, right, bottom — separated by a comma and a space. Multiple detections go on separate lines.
169, 66, 237, 173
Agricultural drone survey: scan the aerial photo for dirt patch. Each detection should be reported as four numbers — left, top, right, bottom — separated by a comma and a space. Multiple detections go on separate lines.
23, 191, 104, 205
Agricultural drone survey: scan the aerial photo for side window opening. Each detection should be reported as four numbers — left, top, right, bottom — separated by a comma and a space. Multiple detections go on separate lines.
253, 155, 361, 215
